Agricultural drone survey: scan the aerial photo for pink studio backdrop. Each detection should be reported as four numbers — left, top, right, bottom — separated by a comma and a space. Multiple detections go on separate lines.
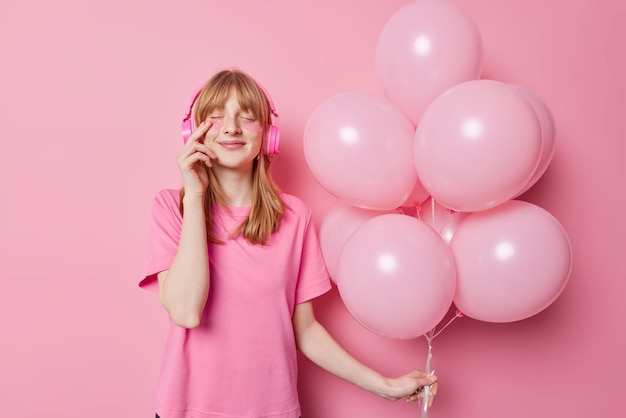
0, 0, 624, 417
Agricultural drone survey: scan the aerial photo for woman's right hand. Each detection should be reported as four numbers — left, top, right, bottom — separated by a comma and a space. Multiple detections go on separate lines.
177, 119, 218, 195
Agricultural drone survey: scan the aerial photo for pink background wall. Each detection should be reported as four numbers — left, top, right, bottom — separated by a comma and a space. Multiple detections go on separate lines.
1, 0, 624, 417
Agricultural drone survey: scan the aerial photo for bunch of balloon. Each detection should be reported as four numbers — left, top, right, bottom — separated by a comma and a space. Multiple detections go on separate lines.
304, 1, 572, 416
414, 78, 572, 322
409, 73, 572, 416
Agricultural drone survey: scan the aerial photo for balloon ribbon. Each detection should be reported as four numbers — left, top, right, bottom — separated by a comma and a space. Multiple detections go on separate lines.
420, 310, 464, 417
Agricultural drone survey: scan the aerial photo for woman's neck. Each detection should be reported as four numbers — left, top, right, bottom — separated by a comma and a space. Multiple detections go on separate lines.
212, 166, 254, 207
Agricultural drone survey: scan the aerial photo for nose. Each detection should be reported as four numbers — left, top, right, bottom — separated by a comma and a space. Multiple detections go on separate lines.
222, 116, 241, 135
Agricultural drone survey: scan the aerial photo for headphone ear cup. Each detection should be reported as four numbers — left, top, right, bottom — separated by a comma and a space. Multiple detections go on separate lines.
182, 118, 193, 144
264, 125, 280, 155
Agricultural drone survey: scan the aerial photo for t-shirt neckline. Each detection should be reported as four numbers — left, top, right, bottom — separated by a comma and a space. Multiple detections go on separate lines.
215, 204, 250, 218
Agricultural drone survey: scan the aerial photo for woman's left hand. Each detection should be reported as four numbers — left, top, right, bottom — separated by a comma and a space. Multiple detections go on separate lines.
382, 370, 438, 407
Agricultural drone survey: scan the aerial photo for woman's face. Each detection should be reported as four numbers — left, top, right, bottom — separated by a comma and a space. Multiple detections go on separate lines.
204, 87, 264, 174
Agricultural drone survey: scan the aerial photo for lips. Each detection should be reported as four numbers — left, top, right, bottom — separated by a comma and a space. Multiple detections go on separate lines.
217, 140, 246, 149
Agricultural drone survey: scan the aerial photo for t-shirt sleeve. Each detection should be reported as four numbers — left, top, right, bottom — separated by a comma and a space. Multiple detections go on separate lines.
294, 209, 333, 305
138, 189, 182, 292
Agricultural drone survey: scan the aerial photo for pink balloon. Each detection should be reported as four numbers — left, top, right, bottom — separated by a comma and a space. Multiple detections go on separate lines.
375, 0, 483, 124
320, 203, 393, 283
417, 198, 469, 244
400, 177, 430, 208
450, 200, 572, 323
415, 80, 543, 212
337, 214, 456, 339
304, 92, 417, 210
512, 85, 557, 196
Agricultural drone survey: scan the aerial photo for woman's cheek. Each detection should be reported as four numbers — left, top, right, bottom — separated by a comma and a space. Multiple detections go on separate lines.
209, 120, 224, 131
242, 120, 263, 133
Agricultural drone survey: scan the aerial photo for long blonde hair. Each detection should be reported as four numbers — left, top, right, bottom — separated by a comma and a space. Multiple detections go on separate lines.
179, 69, 284, 245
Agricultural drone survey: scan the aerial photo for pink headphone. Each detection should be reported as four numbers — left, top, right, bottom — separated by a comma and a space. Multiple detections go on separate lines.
181, 79, 280, 156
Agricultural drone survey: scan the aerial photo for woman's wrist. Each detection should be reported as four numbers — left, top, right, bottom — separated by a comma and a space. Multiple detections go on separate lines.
377, 376, 396, 400
182, 192, 205, 209
362, 373, 394, 400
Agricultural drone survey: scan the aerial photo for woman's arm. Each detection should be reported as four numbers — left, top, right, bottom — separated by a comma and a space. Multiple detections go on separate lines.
292, 300, 437, 405
157, 193, 209, 329
158, 120, 216, 329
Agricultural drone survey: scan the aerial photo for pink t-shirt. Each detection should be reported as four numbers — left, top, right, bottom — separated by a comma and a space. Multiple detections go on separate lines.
139, 189, 332, 418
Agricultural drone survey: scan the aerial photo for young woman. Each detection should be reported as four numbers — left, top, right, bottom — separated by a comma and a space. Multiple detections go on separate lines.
139, 69, 438, 418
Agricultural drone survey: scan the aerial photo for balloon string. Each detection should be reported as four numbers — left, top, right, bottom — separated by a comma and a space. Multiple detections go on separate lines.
420, 329, 435, 418
438, 210, 459, 235
419, 311, 463, 417
431, 310, 463, 340
416, 197, 461, 239
433, 197, 460, 238
431, 196, 436, 228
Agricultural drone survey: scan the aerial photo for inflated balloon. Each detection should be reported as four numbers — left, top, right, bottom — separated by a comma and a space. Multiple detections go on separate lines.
375, 0, 483, 124
418, 198, 469, 244
450, 200, 572, 323
304, 92, 417, 210
415, 80, 542, 212
400, 177, 430, 208
512, 85, 557, 196
337, 214, 456, 339
320, 203, 392, 283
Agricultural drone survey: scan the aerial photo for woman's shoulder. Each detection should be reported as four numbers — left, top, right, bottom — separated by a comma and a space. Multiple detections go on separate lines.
279, 193, 315, 223
280, 193, 311, 213
152, 188, 180, 204
154, 188, 179, 199
150, 189, 181, 217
